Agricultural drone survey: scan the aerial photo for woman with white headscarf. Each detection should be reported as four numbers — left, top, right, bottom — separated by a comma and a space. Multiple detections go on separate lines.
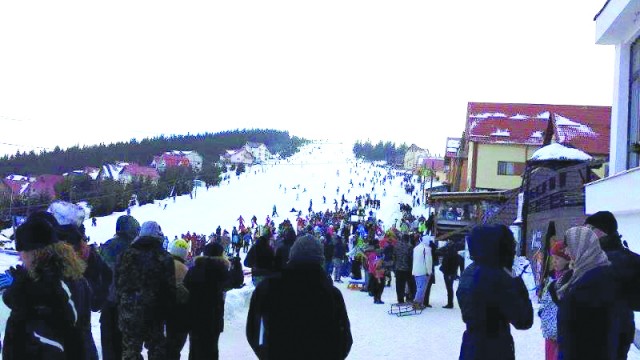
552, 226, 617, 360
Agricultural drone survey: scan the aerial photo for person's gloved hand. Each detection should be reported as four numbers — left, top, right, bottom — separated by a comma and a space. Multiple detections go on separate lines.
7, 265, 28, 284
0, 270, 13, 289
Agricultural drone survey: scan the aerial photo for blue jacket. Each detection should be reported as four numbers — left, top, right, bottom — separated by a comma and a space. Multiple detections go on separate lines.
456, 225, 533, 360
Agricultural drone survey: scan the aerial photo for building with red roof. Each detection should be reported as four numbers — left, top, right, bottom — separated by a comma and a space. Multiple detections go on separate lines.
453, 102, 611, 191
23, 175, 64, 199
120, 164, 160, 184
151, 154, 192, 172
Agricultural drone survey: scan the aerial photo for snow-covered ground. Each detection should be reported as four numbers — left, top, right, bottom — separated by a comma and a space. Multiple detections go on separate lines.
0, 141, 638, 359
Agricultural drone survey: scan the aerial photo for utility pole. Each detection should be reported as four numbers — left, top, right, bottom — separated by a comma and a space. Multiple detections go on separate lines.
428, 160, 435, 212
9, 190, 15, 235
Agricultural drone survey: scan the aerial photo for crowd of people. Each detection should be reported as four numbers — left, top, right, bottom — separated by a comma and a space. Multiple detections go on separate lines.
0, 183, 638, 360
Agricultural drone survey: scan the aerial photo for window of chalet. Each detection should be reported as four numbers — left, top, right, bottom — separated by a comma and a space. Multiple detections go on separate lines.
497, 161, 526, 176
629, 37, 640, 168
549, 177, 556, 191
559, 172, 567, 188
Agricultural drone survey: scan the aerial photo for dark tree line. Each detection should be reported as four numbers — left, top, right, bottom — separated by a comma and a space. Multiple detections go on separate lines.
0, 129, 308, 177
0, 129, 307, 224
352, 140, 408, 165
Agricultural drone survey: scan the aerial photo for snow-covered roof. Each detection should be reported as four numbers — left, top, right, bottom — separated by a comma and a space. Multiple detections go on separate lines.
5, 174, 29, 181
490, 129, 510, 137
529, 143, 593, 162
166, 150, 193, 155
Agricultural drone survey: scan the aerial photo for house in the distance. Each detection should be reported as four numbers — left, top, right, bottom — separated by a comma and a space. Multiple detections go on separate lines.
64, 166, 100, 180
2, 175, 32, 196
23, 174, 65, 199
150, 154, 191, 173
453, 102, 611, 191
220, 148, 254, 165
97, 163, 129, 182
244, 142, 271, 163
419, 156, 445, 182
119, 164, 160, 184
164, 151, 203, 172
404, 144, 430, 170
98, 163, 159, 184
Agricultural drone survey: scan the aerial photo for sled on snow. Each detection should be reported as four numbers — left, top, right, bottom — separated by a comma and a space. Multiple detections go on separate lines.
388, 303, 423, 317
347, 279, 365, 290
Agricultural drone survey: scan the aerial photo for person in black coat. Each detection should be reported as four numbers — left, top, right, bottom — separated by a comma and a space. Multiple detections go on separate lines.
244, 235, 275, 286
273, 228, 297, 272
323, 235, 335, 276
456, 224, 533, 360
434, 239, 460, 308
3, 211, 91, 360
333, 236, 347, 282
551, 226, 618, 360
246, 234, 352, 360
585, 211, 640, 360
184, 242, 229, 360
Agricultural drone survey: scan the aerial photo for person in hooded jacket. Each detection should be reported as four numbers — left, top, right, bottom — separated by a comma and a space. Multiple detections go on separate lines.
551, 226, 617, 360
115, 221, 176, 360
184, 242, 229, 360
3, 211, 91, 360
456, 224, 533, 360
585, 211, 640, 360
244, 235, 275, 286
97, 214, 140, 360
246, 234, 352, 360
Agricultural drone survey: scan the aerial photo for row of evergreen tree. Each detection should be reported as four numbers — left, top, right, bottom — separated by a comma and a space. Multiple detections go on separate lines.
0, 129, 303, 226
352, 140, 408, 164
0, 129, 307, 177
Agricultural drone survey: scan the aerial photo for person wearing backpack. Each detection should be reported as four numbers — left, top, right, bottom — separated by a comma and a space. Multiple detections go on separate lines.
585, 211, 640, 359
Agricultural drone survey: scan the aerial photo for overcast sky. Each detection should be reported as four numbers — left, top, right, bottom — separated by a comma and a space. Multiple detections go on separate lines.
0, 0, 613, 158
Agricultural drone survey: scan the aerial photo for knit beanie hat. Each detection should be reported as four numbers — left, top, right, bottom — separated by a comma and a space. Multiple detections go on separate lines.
47, 201, 86, 228
584, 211, 618, 236
15, 211, 60, 252
169, 239, 189, 260
137, 221, 164, 242
289, 234, 325, 265
550, 240, 570, 260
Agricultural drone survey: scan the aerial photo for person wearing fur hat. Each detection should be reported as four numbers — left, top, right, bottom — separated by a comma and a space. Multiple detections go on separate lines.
551, 226, 617, 360
115, 221, 176, 360
538, 239, 571, 360
3, 211, 91, 360
97, 214, 140, 360
166, 239, 190, 360
585, 211, 640, 360
456, 224, 533, 360
183, 240, 229, 359
246, 234, 352, 360
47, 201, 111, 360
